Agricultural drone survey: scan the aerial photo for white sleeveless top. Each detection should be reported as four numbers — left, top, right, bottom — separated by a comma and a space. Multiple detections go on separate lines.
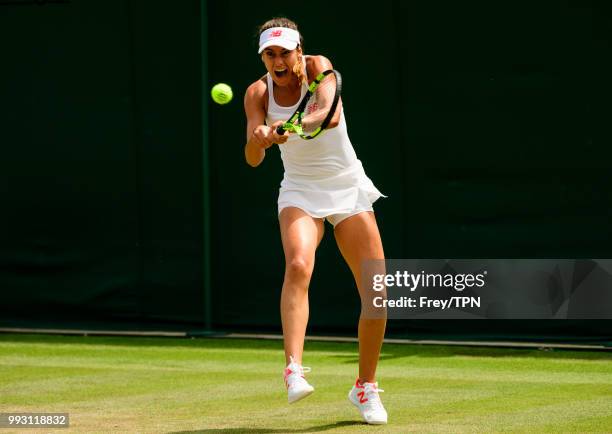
265, 60, 384, 217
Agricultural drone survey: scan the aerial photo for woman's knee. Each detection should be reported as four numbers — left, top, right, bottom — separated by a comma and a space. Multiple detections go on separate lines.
285, 256, 314, 281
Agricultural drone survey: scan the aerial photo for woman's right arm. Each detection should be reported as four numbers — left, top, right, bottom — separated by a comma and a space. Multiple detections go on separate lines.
244, 81, 287, 167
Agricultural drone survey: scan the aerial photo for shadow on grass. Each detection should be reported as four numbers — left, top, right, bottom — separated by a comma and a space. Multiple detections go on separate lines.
169, 420, 364, 433
1, 333, 611, 362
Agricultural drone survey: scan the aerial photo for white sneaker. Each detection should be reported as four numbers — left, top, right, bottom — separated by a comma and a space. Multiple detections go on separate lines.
284, 356, 314, 404
348, 379, 388, 424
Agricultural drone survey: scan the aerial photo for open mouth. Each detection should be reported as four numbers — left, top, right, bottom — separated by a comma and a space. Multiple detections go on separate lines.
274, 69, 288, 78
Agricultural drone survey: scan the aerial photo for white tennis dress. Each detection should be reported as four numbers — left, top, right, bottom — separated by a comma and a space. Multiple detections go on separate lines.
265, 65, 385, 222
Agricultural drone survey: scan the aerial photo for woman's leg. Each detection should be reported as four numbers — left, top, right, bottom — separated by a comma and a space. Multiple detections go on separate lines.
279, 207, 325, 365
333, 211, 386, 383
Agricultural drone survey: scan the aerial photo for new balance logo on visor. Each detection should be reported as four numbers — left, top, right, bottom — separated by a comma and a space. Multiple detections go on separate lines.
258, 27, 300, 54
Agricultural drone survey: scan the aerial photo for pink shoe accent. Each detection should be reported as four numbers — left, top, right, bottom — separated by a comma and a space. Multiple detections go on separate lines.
284, 369, 293, 389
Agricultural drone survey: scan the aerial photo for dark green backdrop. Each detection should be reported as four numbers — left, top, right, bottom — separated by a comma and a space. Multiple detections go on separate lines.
1, 0, 204, 327
1, 0, 611, 340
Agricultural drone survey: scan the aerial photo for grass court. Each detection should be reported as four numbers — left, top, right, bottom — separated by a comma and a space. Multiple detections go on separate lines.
1, 333, 611, 433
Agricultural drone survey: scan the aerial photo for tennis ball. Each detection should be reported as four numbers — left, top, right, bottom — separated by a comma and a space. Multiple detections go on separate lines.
211, 83, 233, 105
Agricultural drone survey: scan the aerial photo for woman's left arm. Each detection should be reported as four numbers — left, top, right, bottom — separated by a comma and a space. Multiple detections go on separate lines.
306, 55, 343, 129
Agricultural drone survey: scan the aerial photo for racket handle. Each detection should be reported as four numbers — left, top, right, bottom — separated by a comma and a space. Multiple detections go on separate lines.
276, 125, 286, 135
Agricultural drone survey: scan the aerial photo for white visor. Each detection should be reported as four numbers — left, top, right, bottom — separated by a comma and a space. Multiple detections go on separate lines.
258, 27, 300, 54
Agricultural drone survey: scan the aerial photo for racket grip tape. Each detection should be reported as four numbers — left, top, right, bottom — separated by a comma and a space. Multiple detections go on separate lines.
276, 125, 286, 135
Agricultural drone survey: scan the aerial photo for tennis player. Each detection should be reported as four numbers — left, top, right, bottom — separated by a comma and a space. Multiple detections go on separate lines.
244, 17, 388, 425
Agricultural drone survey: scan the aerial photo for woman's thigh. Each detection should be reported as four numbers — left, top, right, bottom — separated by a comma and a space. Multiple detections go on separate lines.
279, 207, 325, 266
333, 211, 385, 283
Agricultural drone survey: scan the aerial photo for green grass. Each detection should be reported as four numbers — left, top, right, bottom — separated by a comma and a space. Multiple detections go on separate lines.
1, 334, 612, 433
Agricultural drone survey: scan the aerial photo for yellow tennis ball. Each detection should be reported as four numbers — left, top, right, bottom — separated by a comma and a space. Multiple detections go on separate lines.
211, 83, 233, 105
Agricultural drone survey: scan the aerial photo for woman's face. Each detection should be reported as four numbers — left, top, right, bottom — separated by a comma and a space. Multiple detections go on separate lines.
261, 45, 301, 86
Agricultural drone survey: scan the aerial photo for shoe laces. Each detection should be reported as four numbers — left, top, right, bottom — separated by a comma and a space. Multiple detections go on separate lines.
362, 382, 385, 411
285, 356, 311, 378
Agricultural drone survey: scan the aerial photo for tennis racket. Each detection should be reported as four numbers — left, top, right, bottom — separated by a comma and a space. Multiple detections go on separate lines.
276, 69, 342, 140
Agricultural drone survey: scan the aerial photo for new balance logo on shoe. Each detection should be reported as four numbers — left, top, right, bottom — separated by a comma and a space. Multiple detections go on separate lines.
348, 379, 388, 425
284, 356, 314, 404
357, 390, 368, 404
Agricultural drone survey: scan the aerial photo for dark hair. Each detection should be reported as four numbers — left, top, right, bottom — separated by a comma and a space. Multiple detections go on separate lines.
257, 17, 304, 49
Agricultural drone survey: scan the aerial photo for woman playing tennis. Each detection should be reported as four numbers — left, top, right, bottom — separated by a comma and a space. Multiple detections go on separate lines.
244, 17, 388, 425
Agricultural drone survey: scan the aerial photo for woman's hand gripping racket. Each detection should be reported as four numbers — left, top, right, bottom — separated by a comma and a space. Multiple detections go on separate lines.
276, 69, 342, 140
